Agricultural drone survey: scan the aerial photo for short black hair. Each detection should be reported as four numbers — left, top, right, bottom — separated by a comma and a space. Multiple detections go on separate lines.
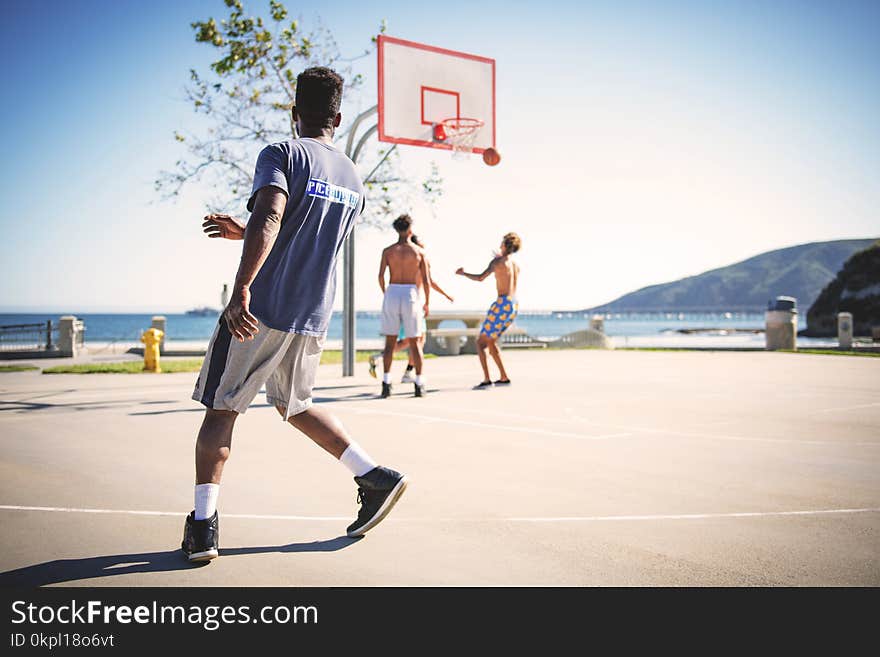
295, 67, 344, 129
392, 214, 412, 233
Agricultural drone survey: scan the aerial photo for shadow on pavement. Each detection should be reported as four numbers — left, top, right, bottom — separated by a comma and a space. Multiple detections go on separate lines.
313, 384, 372, 391
0, 536, 361, 586
129, 402, 275, 416
128, 388, 385, 415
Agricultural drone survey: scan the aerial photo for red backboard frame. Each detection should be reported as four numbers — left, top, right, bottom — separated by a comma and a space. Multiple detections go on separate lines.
377, 34, 496, 154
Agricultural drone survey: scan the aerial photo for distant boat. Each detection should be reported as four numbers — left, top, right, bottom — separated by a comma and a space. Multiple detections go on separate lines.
187, 285, 228, 317
185, 307, 220, 317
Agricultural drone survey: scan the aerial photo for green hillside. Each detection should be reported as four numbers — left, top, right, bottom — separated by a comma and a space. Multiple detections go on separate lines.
585, 239, 877, 313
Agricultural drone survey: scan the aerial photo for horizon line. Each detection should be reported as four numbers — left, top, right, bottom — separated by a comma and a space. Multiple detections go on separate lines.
0, 307, 770, 315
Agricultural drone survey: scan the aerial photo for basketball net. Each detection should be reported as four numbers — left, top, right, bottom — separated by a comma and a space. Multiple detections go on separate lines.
438, 117, 484, 159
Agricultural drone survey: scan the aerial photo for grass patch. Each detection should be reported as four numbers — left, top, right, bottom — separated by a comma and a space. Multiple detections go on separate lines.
43, 359, 205, 374
0, 364, 39, 372
788, 349, 880, 358
614, 347, 757, 352
41, 349, 437, 374
319, 349, 436, 365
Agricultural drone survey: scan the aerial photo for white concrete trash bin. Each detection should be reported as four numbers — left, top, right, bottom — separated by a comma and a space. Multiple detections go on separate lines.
58, 315, 82, 358
765, 296, 797, 351
837, 312, 853, 350
590, 315, 605, 333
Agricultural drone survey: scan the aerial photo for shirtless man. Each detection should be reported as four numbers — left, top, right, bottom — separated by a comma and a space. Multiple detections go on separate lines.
369, 234, 454, 383
378, 214, 431, 398
456, 232, 522, 388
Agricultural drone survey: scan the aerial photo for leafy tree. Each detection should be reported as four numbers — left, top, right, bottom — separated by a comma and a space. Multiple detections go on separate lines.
156, 0, 441, 224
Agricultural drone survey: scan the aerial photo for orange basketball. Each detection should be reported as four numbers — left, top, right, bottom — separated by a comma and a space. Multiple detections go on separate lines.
482, 147, 501, 166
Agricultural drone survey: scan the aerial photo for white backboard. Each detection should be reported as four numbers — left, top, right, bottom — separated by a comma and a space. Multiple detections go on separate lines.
377, 35, 496, 154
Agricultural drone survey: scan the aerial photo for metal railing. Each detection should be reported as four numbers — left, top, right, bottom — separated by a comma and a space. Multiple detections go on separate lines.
0, 321, 56, 352
500, 331, 547, 348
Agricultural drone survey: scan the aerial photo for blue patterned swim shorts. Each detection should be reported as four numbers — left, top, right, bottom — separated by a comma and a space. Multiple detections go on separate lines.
480, 295, 518, 339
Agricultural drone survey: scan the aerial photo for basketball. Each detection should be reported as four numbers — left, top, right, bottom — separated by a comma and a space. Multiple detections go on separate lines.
482, 147, 501, 166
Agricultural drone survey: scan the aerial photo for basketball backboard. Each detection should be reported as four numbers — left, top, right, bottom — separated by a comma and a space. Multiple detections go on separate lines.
377, 35, 496, 154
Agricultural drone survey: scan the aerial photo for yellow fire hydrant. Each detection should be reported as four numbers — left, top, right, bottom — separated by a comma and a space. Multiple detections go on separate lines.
141, 327, 164, 373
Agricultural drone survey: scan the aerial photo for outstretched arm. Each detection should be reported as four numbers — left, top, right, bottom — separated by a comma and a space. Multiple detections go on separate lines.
456, 258, 497, 282
431, 280, 454, 302
202, 214, 246, 240
424, 260, 453, 302
224, 187, 287, 342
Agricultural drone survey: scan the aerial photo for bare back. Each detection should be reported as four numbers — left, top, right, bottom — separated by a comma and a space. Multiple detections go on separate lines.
493, 255, 519, 297
383, 241, 425, 285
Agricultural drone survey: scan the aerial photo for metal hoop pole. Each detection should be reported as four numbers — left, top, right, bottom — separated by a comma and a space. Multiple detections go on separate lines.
352, 124, 379, 164
341, 105, 379, 377
363, 144, 397, 185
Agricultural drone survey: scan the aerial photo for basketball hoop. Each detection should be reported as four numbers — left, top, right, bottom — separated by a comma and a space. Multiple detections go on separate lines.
434, 117, 484, 158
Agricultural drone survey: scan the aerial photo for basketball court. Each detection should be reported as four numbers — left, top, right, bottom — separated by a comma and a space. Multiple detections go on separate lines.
1, 35, 877, 588
1, 349, 878, 586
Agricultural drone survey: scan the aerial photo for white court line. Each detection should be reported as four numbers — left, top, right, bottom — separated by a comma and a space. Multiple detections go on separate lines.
336, 404, 878, 447
409, 401, 621, 425
0, 505, 347, 521
1, 505, 878, 523
331, 405, 634, 441
807, 401, 880, 415
563, 409, 880, 447
509, 508, 880, 521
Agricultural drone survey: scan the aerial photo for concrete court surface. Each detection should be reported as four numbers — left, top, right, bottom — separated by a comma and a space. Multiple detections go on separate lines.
0, 349, 878, 587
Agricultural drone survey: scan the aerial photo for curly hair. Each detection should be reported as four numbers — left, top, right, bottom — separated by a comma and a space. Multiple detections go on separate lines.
295, 67, 344, 129
392, 214, 413, 233
502, 232, 522, 254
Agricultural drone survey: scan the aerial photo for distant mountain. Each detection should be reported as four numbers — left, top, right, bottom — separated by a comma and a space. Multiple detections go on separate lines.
583, 239, 878, 313
804, 241, 880, 336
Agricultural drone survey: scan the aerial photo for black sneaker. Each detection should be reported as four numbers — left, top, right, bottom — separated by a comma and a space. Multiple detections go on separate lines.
181, 511, 219, 562
381, 382, 392, 398
347, 466, 408, 537
414, 382, 426, 397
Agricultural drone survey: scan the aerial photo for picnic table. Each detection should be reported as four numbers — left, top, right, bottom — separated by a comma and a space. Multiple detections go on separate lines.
424, 311, 528, 356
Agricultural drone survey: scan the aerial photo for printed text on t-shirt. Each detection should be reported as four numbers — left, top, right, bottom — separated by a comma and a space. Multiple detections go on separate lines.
307, 178, 361, 209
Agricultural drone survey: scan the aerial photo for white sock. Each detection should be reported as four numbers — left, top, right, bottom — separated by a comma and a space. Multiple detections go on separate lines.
194, 483, 220, 520
382, 372, 391, 384
415, 374, 424, 386
340, 443, 378, 477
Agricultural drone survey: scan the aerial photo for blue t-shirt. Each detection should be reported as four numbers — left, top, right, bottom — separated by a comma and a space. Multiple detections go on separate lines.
246, 138, 364, 335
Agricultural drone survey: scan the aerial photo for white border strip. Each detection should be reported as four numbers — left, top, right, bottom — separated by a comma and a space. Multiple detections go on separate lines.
1, 505, 877, 523
0, 505, 347, 521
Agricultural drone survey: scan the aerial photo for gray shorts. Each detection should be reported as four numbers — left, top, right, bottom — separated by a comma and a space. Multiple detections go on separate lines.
192, 318, 324, 421
381, 284, 422, 338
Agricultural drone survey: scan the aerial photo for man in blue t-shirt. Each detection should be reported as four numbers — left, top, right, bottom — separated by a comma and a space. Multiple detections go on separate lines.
182, 67, 408, 562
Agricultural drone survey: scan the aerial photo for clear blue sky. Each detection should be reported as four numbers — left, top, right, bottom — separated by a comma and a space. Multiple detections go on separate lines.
1, 0, 878, 312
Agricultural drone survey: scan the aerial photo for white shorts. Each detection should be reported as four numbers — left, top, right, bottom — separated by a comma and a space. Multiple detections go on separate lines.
192, 318, 324, 421
381, 284, 422, 338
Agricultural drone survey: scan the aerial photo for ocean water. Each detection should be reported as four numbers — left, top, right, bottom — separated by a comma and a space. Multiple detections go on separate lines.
0, 311, 836, 348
